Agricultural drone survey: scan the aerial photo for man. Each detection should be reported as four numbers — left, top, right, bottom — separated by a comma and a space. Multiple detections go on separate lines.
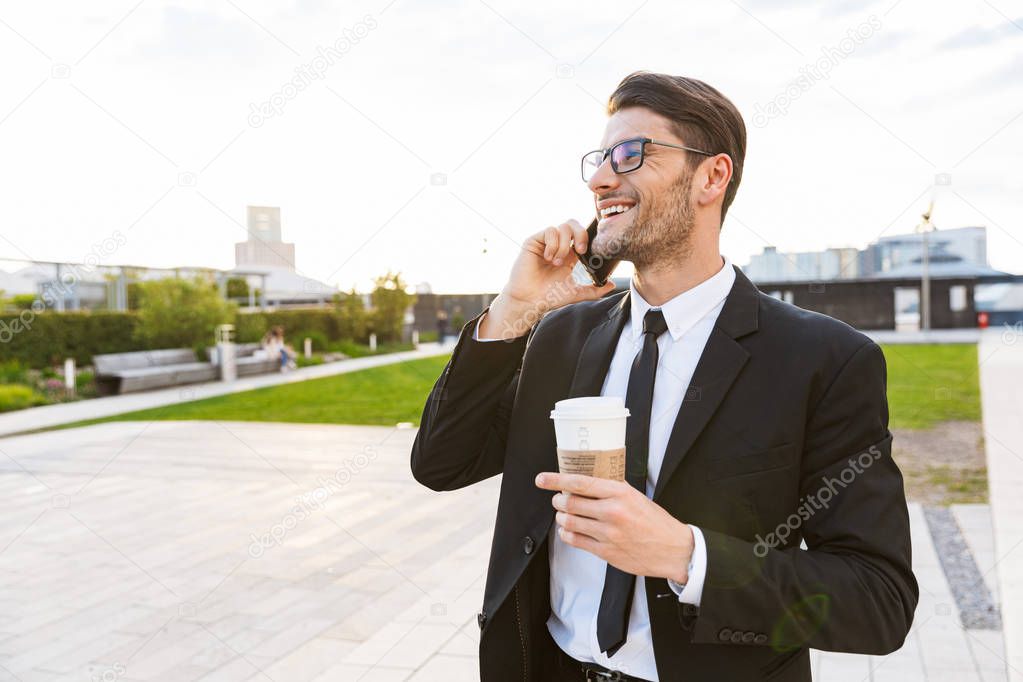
410, 72, 917, 681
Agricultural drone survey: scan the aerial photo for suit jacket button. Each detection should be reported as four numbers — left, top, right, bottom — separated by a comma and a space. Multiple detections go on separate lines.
730, 631, 743, 644
523, 536, 534, 554
718, 628, 732, 642
754, 634, 768, 645
682, 604, 700, 617
741, 631, 755, 644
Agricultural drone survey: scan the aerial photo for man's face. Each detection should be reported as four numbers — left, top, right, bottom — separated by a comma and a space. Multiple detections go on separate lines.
587, 107, 700, 269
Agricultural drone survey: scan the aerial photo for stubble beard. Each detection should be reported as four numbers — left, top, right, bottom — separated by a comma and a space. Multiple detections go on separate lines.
592, 167, 697, 272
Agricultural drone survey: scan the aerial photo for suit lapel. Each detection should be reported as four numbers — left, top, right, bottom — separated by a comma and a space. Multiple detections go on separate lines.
566, 292, 631, 399
653, 266, 760, 502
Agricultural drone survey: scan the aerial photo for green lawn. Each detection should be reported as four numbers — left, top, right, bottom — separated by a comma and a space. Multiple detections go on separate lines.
880, 343, 981, 429
42, 343, 980, 433
48, 355, 451, 432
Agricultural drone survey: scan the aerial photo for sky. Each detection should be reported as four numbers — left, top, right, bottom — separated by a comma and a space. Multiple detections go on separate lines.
0, 0, 1020, 293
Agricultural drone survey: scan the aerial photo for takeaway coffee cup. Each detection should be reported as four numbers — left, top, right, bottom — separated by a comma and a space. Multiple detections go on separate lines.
549, 396, 629, 481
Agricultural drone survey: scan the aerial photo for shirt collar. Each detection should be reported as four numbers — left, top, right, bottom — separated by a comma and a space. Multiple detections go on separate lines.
628, 256, 737, 342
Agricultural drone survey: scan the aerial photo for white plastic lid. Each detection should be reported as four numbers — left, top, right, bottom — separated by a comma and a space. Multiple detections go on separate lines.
550, 396, 630, 420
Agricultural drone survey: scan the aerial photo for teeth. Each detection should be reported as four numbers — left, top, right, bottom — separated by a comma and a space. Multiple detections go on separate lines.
600, 204, 633, 217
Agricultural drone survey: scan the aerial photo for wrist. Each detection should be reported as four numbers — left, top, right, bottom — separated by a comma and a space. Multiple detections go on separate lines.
670, 522, 695, 584
478, 293, 544, 340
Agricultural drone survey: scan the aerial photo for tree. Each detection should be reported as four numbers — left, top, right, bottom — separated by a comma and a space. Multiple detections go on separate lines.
134, 277, 236, 352
226, 277, 250, 300
370, 271, 415, 343
334, 289, 368, 341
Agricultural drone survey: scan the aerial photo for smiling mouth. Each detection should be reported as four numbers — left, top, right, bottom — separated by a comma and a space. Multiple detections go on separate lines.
598, 203, 636, 222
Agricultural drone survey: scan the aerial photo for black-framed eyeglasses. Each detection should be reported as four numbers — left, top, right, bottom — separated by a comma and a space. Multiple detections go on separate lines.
580, 136, 716, 183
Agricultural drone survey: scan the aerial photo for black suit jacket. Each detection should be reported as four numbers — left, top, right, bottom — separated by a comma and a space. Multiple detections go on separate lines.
411, 267, 918, 681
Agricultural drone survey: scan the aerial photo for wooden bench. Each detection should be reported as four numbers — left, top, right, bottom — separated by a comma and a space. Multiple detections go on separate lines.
93, 349, 218, 396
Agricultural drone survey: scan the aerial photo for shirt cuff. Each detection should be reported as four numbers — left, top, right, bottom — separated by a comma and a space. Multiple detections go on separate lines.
473, 312, 501, 342
666, 525, 706, 606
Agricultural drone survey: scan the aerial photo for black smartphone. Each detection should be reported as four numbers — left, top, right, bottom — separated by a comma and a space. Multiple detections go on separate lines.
574, 217, 620, 287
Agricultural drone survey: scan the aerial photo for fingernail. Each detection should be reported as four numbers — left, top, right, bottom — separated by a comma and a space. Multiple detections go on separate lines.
536, 474, 545, 485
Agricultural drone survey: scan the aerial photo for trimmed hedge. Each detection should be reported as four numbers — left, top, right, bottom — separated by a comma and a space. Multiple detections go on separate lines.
0, 311, 141, 369
0, 307, 385, 369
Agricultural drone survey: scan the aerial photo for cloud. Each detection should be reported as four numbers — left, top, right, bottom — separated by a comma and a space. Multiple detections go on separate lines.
937, 20, 1023, 50
132, 5, 281, 61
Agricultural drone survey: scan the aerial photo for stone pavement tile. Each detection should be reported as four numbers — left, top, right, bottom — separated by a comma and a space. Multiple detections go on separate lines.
33, 631, 136, 676
261, 636, 361, 681
247, 617, 335, 659
438, 621, 479, 658
320, 581, 428, 643
918, 618, 986, 674
343, 621, 457, 670
965, 629, 1011, 676
871, 633, 926, 681
952, 504, 1002, 602
0, 669, 63, 682
408, 653, 478, 680
814, 651, 872, 681
121, 627, 224, 680
196, 655, 266, 682
311, 661, 412, 682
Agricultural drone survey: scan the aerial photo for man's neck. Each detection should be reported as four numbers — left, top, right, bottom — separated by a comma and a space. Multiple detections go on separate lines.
632, 250, 726, 307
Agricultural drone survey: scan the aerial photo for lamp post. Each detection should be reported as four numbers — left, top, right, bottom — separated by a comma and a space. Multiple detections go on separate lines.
916, 199, 935, 331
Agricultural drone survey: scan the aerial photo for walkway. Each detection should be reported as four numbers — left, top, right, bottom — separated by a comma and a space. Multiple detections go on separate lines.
979, 329, 1023, 682
0, 420, 1010, 680
0, 342, 454, 438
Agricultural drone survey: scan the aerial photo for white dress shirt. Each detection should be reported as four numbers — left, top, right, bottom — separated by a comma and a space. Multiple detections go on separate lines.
475, 256, 736, 681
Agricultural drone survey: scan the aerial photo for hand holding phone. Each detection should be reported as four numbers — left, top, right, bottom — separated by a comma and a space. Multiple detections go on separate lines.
477, 218, 617, 340
573, 217, 621, 287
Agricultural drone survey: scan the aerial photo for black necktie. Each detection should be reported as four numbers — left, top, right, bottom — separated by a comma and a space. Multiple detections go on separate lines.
597, 308, 668, 657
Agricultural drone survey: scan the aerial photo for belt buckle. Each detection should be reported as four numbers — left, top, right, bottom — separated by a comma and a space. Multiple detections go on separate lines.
584, 669, 624, 682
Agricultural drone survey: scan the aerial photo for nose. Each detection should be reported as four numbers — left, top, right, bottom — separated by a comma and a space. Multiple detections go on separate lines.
587, 156, 620, 196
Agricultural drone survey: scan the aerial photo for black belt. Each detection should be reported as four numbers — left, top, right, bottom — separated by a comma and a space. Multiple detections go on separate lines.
552, 642, 655, 682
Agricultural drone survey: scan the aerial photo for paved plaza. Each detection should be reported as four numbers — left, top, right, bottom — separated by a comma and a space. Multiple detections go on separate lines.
0, 419, 1014, 681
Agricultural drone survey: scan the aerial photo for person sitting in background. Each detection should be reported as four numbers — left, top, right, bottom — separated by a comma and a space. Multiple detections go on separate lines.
260, 327, 290, 372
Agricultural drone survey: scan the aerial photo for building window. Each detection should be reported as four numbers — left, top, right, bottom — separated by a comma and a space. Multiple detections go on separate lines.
949, 285, 967, 312
783, 290, 794, 304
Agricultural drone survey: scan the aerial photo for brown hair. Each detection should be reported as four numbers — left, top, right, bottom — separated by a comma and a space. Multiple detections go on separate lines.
607, 71, 746, 225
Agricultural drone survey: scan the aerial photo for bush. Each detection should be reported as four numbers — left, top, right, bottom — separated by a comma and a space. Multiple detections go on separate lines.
0, 360, 28, 384
292, 330, 328, 352
0, 384, 47, 413
134, 277, 236, 354
330, 340, 414, 358
0, 311, 140, 369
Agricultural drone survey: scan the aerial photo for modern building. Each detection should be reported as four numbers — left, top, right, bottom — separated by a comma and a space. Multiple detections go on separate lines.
739, 225, 1023, 330
234, 206, 297, 270
745, 246, 861, 281
228, 205, 335, 307
860, 226, 989, 278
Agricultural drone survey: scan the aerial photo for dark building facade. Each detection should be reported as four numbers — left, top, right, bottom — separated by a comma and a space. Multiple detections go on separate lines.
410, 274, 1023, 336
752, 274, 1022, 330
